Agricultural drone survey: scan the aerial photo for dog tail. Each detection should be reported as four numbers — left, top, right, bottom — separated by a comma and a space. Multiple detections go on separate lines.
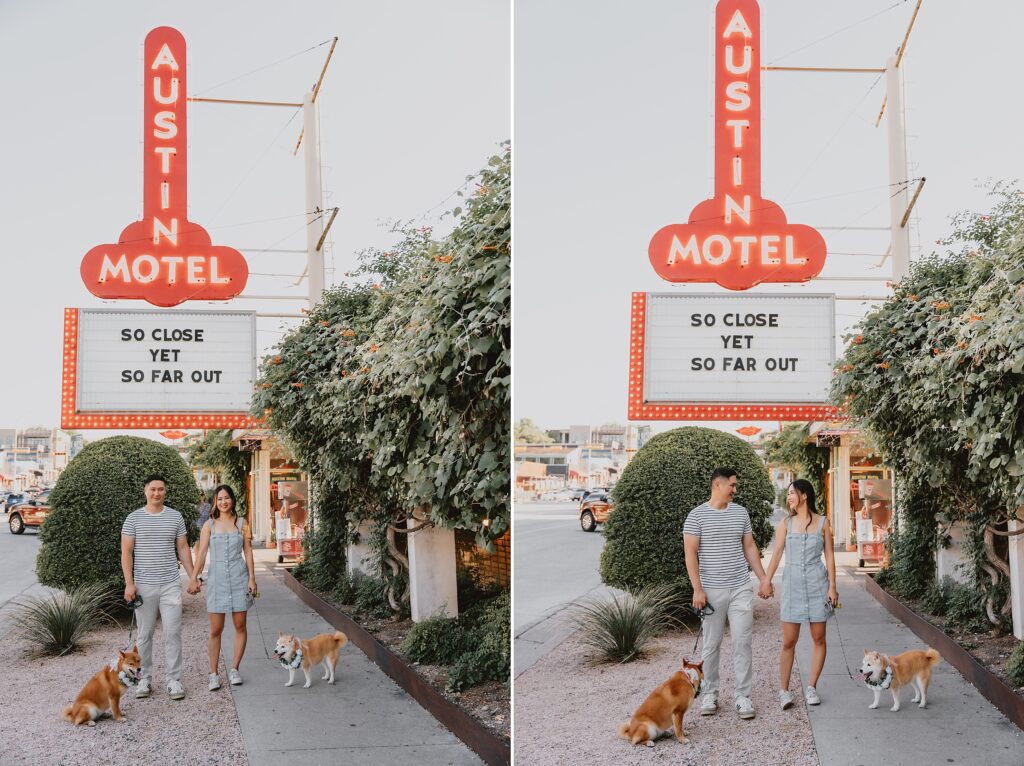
617, 721, 631, 740
333, 631, 348, 647
61, 704, 75, 722
925, 647, 941, 666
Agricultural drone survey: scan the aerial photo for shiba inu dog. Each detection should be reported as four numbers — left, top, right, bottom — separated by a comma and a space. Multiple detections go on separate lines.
859, 647, 941, 712
62, 645, 142, 726
618, 659, 704, 747
273, 631, 348, 688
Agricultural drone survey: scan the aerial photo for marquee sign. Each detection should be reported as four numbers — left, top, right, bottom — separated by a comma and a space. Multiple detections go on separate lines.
627, 293, 838, 421
79, 27, 248, 307
647, 0, 827, 290
61, 308, 259, 429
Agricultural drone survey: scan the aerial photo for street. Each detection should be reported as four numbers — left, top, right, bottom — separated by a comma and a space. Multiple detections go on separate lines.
513, 501, 609, 675
0, 519, 47, 639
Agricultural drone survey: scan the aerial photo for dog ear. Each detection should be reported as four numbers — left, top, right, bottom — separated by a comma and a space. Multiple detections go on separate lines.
864, 648, 869, 655
118, 649, 126, 658
131, 643, 138, 653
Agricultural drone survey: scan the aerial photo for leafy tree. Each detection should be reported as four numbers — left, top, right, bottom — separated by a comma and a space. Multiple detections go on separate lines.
186, 429, 248, 516
832, 183, 1024, 632
762, 423, 830, 507
515, 418, 552, 444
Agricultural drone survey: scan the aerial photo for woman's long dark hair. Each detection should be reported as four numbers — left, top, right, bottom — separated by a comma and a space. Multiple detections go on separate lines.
210, 484, 237, 520
788, 479, 818, 533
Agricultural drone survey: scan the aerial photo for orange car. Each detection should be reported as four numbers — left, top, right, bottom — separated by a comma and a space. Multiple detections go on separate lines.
579, 492, 613, 532
8, 500, 49, 534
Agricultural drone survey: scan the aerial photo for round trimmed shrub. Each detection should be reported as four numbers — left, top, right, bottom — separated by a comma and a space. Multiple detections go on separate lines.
36, 436, 200, 592
600, 427, 774, 593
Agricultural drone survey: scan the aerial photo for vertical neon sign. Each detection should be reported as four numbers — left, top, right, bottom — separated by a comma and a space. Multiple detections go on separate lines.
80, 27, 248, 307
647, 0, 827, 290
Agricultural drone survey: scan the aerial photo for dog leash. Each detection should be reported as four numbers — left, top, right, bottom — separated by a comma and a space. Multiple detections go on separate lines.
683, 602, 716, 658
826, 598, 857, 681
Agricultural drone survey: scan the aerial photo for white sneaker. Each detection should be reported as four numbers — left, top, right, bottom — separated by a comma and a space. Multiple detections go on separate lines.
135, 677, 151, 699
228, 668, 243, 686
805, 686, 821, 705
735, 696, 756, 719
699, 693, 718, 715
779, 690, 795, 710
208, 673, 222, 691
167, 680, 186, 700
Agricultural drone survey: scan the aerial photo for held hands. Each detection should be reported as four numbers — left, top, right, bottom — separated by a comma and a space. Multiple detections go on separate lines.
186, 578, 201, 595
758, 578, 775, 600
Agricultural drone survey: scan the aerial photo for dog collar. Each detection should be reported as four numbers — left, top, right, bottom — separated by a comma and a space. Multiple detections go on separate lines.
279, 649, 303, 669
118, 670, 139, 687
683, 667, 704, 695
864, 665, 893, 690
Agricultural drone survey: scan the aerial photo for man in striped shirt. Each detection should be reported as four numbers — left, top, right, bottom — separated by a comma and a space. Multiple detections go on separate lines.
683, 467, 772, 721
121, 474, 197, 701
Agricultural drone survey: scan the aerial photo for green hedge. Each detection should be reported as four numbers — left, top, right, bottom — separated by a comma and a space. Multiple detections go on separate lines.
600, 427, 774, 592
36, 436, 200, 592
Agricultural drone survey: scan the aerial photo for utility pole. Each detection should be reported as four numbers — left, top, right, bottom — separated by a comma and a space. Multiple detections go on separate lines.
886, 55, 911, 282
303, 92, 325, 307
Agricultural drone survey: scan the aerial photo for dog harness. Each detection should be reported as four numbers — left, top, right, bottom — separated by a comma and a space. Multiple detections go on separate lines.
864, 665, 893, 690
683, 667, 705, 696
279, 649, 303, 670
110, 659, 139, 687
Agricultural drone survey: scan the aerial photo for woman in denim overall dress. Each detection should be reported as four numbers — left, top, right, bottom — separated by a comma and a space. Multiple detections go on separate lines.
188, 484, 256, 691
763, 479, 838, 710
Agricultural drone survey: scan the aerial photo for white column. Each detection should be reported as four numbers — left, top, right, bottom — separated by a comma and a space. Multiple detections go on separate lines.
1007, 520, 1024, 640
832, 444, 852, 551
407, 520, 458, 621
346, 520, 375, 577
886, 56, 911, 282
251, 449, 271, 547
303, 92, 325, 307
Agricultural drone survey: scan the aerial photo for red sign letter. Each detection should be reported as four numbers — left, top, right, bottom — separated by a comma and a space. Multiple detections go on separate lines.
80, 27, 248, 307
648, 0, 827, 290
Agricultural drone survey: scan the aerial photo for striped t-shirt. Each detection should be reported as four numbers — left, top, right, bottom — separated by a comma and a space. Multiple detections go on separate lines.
682, 502, 753, 589
121, 507, 187, 585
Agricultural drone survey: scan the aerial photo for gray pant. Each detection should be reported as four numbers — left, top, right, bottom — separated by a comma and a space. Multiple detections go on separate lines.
701, 581, 754, 700
135, 580, 184, 684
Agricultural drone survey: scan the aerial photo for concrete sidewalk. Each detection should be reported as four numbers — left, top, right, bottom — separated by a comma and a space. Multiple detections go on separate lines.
787, 561, 1024, 765
218, 550, 482, 766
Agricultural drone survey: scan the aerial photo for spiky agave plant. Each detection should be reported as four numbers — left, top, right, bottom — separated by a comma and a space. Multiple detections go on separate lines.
10, 582, 117, 656
569, 583, 683, 663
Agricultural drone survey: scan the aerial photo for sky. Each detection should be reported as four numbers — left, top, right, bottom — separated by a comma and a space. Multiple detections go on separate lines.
0, 0, 509, 441
514, 0, 1023, 437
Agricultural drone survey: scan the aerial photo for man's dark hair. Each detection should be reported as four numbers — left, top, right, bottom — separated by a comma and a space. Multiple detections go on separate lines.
711, 467, 737, 482
143, 474, 168, 488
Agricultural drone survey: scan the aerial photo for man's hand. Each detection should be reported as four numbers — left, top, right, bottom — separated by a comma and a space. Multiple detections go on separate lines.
758, 580, 774, 600
692, 588, 707, 610
186, 578, 200, 595
124, 584, 137, 603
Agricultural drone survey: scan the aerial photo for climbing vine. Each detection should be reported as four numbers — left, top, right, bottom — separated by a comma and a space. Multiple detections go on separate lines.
832, 183, 1024, 633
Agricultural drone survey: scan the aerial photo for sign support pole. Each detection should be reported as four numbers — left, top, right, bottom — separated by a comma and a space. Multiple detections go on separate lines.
886, 56, 911, 282
303, 92, 325, 308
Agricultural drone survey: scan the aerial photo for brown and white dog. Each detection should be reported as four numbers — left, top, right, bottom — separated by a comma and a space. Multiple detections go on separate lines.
859, 647, 941, 712
273, 631, 348, 688
618, 659, 704, 747
62, 645, 143, 726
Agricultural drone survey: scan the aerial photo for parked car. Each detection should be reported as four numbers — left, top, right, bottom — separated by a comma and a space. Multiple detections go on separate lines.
579, 492, 613, 532
4, 493, 27, 513
580, 486, 612, 504
8, 500, 49, 534
569, 488, 587, 502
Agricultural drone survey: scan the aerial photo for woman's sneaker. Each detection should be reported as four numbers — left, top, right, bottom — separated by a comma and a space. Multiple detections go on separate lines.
699, 693, 719, 715
228, 668, 243, 686
779, 690, 795, 710
135, 677, 152, 699
735, 696, 756, 719
805, 686, 821, 705
209, 673, 222, 691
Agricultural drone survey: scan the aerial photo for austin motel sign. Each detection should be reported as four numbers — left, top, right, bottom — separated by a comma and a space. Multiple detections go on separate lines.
648, 0, 826, 290
79, 27, 249, 307
630, 0, 836, 422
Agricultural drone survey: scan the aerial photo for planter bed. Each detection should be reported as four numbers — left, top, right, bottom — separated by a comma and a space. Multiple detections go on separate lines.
865, 573, 1024, 731
282, 569, 510, 766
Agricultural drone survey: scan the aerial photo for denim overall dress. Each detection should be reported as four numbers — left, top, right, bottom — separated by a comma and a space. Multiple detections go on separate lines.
205, 517, 250, 614
780, 514, 831, 624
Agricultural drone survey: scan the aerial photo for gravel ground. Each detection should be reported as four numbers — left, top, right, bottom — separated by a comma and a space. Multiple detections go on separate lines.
2, 583, 248, 766
514, 587, 819, 766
